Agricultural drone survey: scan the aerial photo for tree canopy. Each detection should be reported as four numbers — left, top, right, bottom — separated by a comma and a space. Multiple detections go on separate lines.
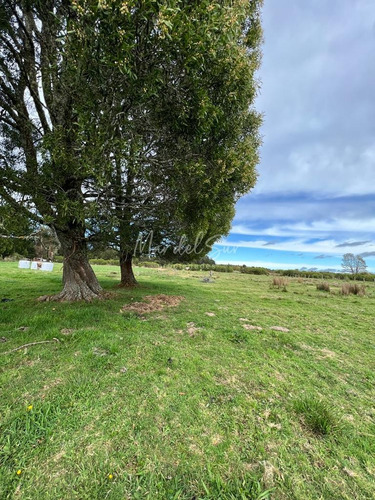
0, 0, 263, 299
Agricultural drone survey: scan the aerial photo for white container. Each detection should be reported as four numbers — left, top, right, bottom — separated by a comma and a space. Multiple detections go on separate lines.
18, 260, 30, 269
30, 261, 40, 270
41, 262, 54, 272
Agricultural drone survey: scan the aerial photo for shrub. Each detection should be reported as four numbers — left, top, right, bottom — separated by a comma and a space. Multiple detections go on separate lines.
240, 266, 269, 275
140, 261, 159, 268
316, 282, 330, 292
90, 258, 118, 266
341, 283, 366, 296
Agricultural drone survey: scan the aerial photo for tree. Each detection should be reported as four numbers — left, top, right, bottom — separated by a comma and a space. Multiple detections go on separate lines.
0, 0, 111, 300
341, 253, 367, 275
83, 0, 263, 286
1, 1, 263, 296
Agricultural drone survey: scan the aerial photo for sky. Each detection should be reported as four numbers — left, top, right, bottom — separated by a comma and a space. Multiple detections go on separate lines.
212, 0, 375, 272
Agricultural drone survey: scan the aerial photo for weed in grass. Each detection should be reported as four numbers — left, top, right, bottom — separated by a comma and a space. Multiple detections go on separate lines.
230, 330, 248, 344
293, 396, 342, 436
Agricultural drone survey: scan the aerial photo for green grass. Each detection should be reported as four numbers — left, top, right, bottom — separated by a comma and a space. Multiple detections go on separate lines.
0, 262, 374, 499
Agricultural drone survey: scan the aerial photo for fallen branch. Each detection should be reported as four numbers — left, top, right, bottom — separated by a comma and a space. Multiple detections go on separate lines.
1, 338, 60, 355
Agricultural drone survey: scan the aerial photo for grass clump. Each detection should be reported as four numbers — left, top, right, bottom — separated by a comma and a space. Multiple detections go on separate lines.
271, 277, 288, 289
316, 282, 330, 292
294, 396, 342, 436
341, 283, 366, 296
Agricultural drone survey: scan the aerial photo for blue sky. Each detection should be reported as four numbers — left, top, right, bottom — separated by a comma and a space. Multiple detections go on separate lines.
212, 0, 375, 272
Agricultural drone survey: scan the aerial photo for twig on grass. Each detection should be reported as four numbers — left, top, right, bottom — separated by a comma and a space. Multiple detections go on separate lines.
0, 338, 60, 355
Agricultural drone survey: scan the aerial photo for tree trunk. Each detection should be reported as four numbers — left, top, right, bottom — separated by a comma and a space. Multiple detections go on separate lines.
39, 227, 102, 301
119, 253, 138, 287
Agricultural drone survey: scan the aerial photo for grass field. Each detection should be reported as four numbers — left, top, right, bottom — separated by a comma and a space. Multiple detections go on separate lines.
0, 262, 374, 499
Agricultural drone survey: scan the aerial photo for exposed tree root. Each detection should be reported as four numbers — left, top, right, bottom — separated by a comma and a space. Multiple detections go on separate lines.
38, 289, 104, 302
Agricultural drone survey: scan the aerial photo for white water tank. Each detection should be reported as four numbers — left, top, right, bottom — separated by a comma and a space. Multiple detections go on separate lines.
18, 260, 30, 269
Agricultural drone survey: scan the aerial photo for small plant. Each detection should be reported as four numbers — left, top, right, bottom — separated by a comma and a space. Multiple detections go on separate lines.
316, 282, 330, 292
230, 331, 248, 344
341, 283, 366, 296
272, 277, 288, 289
294, 396, 342, 436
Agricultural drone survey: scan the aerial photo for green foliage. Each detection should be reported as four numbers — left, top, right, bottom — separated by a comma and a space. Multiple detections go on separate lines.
80, 0, 263, 263
240, 266, 269, 275
89, 259, 119, 266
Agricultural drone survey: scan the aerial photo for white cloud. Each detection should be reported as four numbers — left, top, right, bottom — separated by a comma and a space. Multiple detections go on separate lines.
216, 236, 375, 257
231, 217, 375, 239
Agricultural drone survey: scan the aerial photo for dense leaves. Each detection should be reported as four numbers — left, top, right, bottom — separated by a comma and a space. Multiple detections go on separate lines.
0, 0, 263, 297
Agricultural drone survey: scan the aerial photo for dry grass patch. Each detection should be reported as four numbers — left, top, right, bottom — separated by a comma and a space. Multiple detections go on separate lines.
341, 283, 366, 296
271, 277, 288, 289
121, 294, 184, 314
316, 282, 330, 292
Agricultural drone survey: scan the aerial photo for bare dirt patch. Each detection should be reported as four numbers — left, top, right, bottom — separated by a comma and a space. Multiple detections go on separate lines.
270, 326, 290, 332
92, 347, 109, 357
242, 324, 263, 331
205, 312, 216, 317
177, 321, 201, 337
187, 322, 200, 336
299, 343, 337, 360
121, 294, 184, 315
60, 328, 75, 335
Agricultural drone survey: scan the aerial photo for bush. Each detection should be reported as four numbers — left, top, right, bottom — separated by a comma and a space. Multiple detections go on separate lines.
140, 261, 159, 268
341, 283, 366, 296
316, 282, 330, 292
90, 258, 118, 266
3, 252, 27, 262
240, 266, 269, 275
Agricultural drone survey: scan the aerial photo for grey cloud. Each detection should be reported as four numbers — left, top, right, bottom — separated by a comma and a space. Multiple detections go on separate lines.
254, 0, 375, 197
335, 240, 372, 247
314, 254, 332, 259
262, 241, 277, 246
359, 252, 375, 257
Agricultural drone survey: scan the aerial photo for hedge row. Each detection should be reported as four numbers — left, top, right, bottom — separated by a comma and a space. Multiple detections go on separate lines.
46, 257, 375, 280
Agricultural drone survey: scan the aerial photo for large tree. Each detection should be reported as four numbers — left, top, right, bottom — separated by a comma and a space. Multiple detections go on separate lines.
82, 0, 263, 286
